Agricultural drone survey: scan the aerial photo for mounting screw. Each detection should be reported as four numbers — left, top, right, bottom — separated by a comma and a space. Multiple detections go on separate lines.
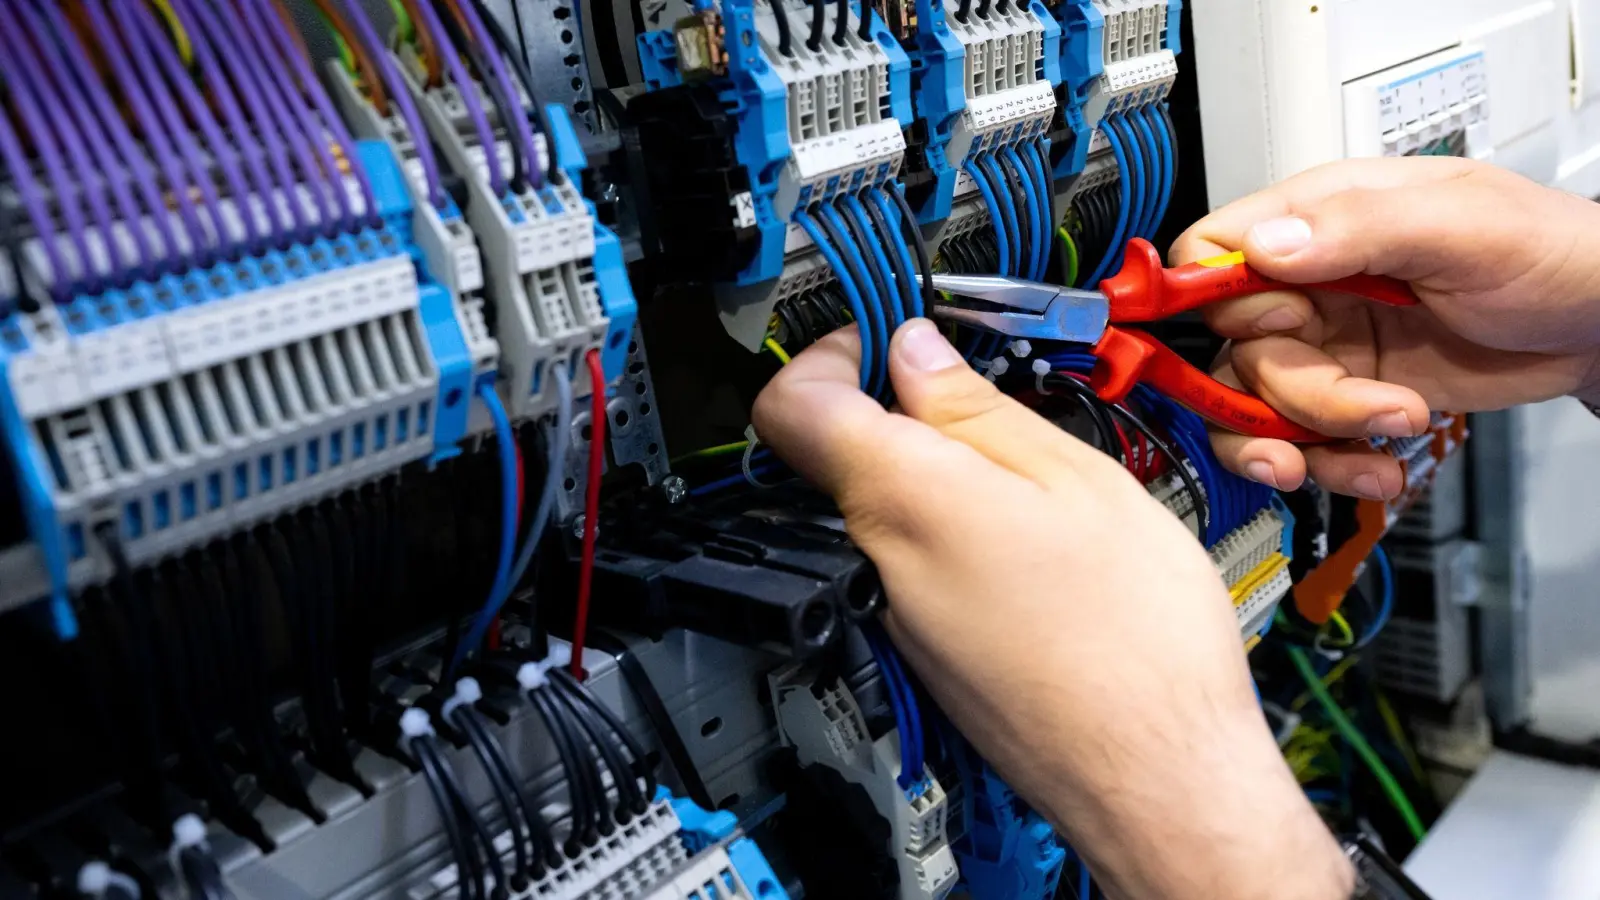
572, 514, 587, 539
662, 475, 687, 505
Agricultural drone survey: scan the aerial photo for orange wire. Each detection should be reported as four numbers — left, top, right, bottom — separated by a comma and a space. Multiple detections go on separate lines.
398, 0, 443, 87
304, 0, 392, 114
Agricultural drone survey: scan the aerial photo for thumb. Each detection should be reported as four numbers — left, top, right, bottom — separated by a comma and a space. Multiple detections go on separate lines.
1240, 181, 1499, 285
888, 320, 1122, 488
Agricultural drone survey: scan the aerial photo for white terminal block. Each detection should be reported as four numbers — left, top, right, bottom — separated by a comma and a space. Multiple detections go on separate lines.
753, 0, 905, 220
1343, 46, 1488, 159
1089, 48, 1177, 119
942, 0, 1057, 167
1095, 0, 1170, 66
397, 50, 608, 417
770, 664, 960, 900
639, 844, 766, 900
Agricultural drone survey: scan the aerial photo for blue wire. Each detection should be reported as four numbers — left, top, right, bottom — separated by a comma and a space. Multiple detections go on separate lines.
965, 158, 1012, 276
821, 203, 891, 398
845, 194, 904, 334
689, 462, 781, 497
797, 208, 873, 391
452, 382, 519, 673
980, 153, 1023, 277
1149, 105, 1176, 233
1115, 115, 1148, 253
1001, 145, 1044, 279
863, 626, 917, 788
872, 188, 923, 319
878, 633, 925, 781
1024, 138, 1056, 277
1130, 111, 1161, 240
1079, 861, 1092, 900
1364, 544, 1396, 644
1085, 117, 1134, 285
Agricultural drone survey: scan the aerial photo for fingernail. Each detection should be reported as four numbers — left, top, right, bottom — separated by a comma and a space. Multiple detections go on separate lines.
1351, 473, 1388, 500
897, 319, 963, 372
1253, 307, 1305, 333
1366, 411, 1416, 438
1245, 461, 1282, 490
1248, 217, 1313, 256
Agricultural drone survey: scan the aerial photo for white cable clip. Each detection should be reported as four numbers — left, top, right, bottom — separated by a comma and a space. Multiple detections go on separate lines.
442, 677, 483, 722
1008, 339, 1032, 359
79, 862, 143, 899
742, 424, 780, 488
399, 707, 436, 739
167, 814, 208, 885
1031, 359, 1052, 395
516, 661, 549, 691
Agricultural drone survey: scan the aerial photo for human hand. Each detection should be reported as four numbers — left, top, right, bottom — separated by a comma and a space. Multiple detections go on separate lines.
1172, 156, 1600, 498
753, 321, 1353, 900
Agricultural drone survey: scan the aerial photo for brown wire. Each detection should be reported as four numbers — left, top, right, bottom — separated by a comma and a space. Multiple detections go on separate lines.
303, 0, 392, 114
398, 0, 444, 88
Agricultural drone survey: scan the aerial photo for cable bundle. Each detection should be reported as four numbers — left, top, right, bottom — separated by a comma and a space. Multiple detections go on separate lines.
862, 622, 926, 790
0, 0, 382, 311
517, 651, 659, 855
1080, 104, 1178, 287
400, 708, 512, 900
795, 184, 931, 401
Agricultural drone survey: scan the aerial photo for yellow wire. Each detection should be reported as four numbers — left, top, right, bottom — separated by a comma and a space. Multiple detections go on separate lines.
1376, 690, 1428, 786
1058, 227, 1079, 286
1291, 655, 1360, 713
313, 9, 359, 74
150, 0, 194, 66
764, 337, 792, 365
669, 441, 750, 464
388, 0, 415, 41
1323, 610, 1355, 647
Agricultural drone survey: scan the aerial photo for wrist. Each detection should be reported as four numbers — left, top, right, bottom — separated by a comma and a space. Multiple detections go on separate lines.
1048, 706, 1355, 900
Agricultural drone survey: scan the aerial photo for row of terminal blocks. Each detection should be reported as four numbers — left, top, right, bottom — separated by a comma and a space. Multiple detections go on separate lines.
0, 31, 639, 632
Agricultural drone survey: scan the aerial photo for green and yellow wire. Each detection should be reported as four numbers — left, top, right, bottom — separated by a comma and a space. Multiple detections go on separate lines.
1058, 227, 1079, 287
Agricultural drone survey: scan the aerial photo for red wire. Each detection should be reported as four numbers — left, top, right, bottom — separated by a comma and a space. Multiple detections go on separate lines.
570, 349, 606, 680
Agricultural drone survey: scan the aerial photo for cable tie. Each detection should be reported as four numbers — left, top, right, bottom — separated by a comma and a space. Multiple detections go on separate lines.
1008, 339, 1032, 358
442, 677, 483, 722
171, 814, 207, 850
1032, 359, 1052, 395
399, 706, 436, 739
742, 424, 780, 488
544, 643, 573, 672
516, 661, 549, 692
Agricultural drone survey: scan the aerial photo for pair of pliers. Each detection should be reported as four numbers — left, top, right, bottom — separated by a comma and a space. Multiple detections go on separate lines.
925, 238, 1420, 442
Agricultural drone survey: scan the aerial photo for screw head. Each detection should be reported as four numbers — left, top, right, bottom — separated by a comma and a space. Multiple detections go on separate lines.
571, 514, 586, 539
662, 475, 687, 504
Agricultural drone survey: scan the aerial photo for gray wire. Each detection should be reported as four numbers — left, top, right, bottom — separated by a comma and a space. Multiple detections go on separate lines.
507, 366, 573, 592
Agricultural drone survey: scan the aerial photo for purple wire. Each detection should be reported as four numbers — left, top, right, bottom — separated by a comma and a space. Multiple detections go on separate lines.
207, 0, 344, 237
233, 0, 355, 235
127, 0, 263, 256
16, 1, 150, 276
455, 0, 542, 191
246, 0, 379, 229
177, 0, 309, 246
0, 105, 70, 298
339, 0, 447, 209
110, 0, 233, 261
0, 28, 96, 289
411, 0, 508, 194
163, 0, 289, 247
41, 1, 180, 272
81, 0, 210, 268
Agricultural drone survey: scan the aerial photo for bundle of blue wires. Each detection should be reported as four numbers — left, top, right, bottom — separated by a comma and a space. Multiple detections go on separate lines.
863, 621, 926, 790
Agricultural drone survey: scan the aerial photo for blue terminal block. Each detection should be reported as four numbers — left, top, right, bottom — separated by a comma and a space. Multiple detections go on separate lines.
546, 103, 639, 382
1052, 0, 1104, 181
956, 763, 1067, 900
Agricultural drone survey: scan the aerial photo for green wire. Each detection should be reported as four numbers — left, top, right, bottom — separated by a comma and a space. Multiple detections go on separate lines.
1287, 647, 1426, 841
317, 10, 358, 74
670, 441, 749, 464
388, 0, 414, 42
1058, 227, 1079, 287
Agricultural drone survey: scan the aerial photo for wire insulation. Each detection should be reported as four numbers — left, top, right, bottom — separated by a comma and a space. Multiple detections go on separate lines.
571, 351, 607, 679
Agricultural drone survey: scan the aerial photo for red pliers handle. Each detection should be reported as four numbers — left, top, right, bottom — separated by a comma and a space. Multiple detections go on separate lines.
1089, 239, 1421, 443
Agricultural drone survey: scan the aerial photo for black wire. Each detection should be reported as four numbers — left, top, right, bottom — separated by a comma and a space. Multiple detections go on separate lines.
983, 156, 1022, 275
1129, 113, 1158, 239
178, 848, 236, 900
1045, 374, 1121, 462
886, 185, 934, 315
863, 191, 916, 323
976, 0, 991, 19
956, 0, 973, 22
840, 198, 894, 328
469, 0, 563, 185
457, 709, 561, 869
807, 0, 825, 51
449, 707, 534, 883
550, 667, 658, 799
1110, 402, 1208, 541
415, 737, 509, 899
832, 0, 849, 44
550, 679, 646, 820
1159, 104, 1179, 177
856, 0, 873, 40
414, 736, 480, 900
813, 202, 884, 392
530, 687, 598, 850
997, 152, 1032, 274
587, 632, 714, 810
435, 0, 529, 192
771, 0, 794, 56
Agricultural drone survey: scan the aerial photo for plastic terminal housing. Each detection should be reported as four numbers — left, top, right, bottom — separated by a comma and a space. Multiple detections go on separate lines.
0, 143, 475, 634
396, 52, 636, 412
769, 663, 960, 900
953, 763, 1065, 900
326, 63, 498, 387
